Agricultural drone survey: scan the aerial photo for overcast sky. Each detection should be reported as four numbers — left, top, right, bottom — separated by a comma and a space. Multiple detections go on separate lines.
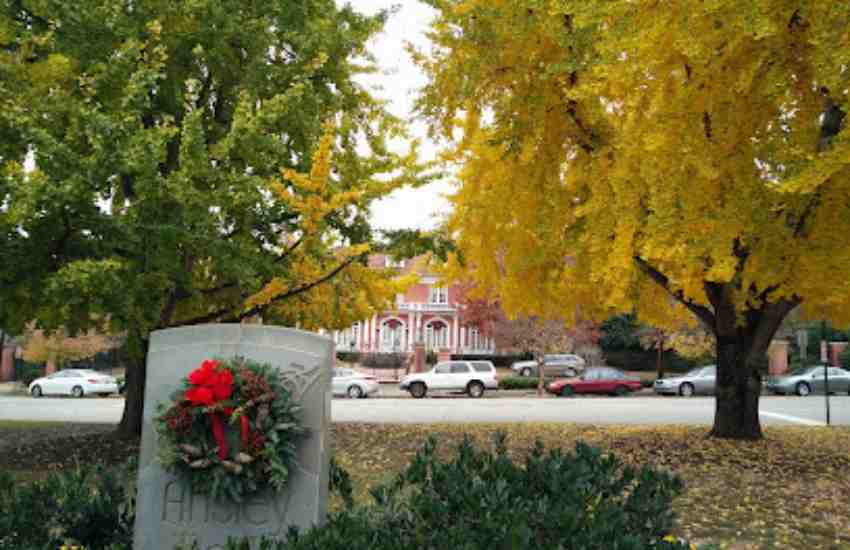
348, 0, 452, 231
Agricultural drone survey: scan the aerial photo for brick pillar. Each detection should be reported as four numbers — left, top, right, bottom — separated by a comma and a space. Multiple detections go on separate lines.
767, 340, 789, 375
437, 348, 452, 363
0, 345, 15, 382
45, 358, 58, 375
829, 342, 848, 367
413, 342, 426, 373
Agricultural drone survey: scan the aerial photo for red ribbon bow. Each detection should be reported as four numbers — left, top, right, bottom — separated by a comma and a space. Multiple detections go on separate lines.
184, 360, 246, 460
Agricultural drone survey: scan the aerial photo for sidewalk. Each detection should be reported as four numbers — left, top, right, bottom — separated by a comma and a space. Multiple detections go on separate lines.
0, 382, 22, 395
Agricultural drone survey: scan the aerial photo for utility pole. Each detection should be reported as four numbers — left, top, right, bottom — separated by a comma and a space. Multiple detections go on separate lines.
821, 319, 831, 426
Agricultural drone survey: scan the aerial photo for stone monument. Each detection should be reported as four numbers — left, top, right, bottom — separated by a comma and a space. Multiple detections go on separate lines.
133, 324, 333, 550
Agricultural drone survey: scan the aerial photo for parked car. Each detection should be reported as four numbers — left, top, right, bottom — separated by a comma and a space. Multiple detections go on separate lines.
511, 354, 586, 378
767, 366, 850, 396
654, 365, 716, 396
547, 367, 641, 397
29, 369, 119, 398
332, 368, 379, 399
399, 360, 498, 398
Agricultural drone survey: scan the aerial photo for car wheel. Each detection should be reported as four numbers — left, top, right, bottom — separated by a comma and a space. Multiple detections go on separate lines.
614, 385, 628, 397
347, 385, 364, 399
562, 368, 577, 378
795, 382, 811, 397
679, 383, 695, 397
409, 382, 427, 399
521, 367, 532, 377
559, 385, 574, 397
71, 385, 85, 398
467, 381, 485, 398
31, 385, 42, 398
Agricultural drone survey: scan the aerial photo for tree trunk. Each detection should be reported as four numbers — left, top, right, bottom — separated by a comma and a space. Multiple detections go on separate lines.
537, 356, 545, 397
710, 336, 763, 440
656, 334, 665, 380
706, 283, 797, 440
116, 333, 148, 438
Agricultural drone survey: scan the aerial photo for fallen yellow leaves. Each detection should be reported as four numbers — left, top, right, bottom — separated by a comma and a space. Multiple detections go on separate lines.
332, 423, 850, 550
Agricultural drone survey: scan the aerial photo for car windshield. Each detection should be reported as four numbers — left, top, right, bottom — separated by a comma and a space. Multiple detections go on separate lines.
685, 368, 703, 377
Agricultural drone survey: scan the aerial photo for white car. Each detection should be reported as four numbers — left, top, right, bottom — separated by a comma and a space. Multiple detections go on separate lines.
29, 369, 120, 398
332, 368, 380, 399
399, 360, 498, 398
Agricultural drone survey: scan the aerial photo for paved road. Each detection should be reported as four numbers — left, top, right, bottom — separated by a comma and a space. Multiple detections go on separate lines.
0, 394, 847, 426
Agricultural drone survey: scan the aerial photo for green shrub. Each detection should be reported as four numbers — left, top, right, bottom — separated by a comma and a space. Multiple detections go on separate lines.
224, 434, 690, 550
425, 349, 437, 366
360, 352, 407, 369
15, 363, 43, 387
839, 347, 850, 370
603, 350, 697, 372
498, 376, 554, 390
0, 462, 135, 550
335, 351, 361, 364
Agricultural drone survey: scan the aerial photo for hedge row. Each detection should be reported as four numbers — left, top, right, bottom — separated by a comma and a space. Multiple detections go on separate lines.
498, 376, 554, 390
603, 350, 705, 373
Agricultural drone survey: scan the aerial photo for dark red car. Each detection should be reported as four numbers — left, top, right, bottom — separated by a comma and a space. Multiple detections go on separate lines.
547, 367, 642, 397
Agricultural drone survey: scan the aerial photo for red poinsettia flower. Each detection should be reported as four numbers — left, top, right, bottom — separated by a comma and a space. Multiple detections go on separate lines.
185, 386, 215, 406
188, 360, 219, 386
212, 374, 233, 400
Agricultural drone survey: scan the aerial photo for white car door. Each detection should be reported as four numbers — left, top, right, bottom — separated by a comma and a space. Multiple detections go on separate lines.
449, 362, 473, 389
61, 371, 84, 395
430, 363, 452, 389
45, 371, 70, 395
331, 369, 345, 396
39, 372, 62, 394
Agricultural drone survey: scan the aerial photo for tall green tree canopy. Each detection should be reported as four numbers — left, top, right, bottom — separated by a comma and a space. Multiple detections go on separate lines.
0, 0, 428, 435
420, 0, 849, 439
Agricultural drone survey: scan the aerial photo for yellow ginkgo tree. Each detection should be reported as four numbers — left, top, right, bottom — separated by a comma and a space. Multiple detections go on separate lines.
419, 0, 850, 439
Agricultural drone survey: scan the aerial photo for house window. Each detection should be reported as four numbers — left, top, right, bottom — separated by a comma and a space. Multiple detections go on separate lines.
428, 285, 448, 304
381, 320, 403, 351
470, 327, 481, 350
425, 321, 448, 350
335, 323, 360, 350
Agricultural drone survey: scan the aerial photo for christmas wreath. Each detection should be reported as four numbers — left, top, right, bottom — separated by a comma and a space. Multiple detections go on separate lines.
154, 358, 303, 502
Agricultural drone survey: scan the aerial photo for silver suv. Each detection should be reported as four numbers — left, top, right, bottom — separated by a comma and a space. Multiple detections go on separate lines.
511, 354, 586, 378
399, 360, 498, 398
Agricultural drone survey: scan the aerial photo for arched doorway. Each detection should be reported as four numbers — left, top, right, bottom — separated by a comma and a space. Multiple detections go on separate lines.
425, 318, 449, 350
380, 318, 406, 352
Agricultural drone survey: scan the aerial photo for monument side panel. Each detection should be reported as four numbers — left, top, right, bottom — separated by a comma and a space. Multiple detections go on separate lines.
133, 324, 333, 550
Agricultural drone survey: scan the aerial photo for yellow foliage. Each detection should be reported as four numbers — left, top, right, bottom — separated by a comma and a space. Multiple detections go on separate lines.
420, 1, 850, 333
244, 123, 413, 329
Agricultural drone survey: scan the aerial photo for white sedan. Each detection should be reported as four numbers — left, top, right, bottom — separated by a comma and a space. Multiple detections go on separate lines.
332, 368, 380, 399
29, 369, 120, 398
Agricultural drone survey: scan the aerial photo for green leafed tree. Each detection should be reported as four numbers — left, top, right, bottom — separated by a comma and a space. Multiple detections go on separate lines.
0, 0, 428, 436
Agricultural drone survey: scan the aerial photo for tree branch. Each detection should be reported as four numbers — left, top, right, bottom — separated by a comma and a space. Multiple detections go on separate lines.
634, 256, 716, 328
178, 253, 365, 327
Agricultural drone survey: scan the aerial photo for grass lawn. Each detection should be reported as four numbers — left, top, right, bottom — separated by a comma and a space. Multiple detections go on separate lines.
1, 420, 848, 549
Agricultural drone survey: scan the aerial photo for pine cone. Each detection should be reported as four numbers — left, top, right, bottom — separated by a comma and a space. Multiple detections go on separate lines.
221, 460, 244, 474
234, 452, 255, 464
178, 444, 203, 457
255, 404, 270, 428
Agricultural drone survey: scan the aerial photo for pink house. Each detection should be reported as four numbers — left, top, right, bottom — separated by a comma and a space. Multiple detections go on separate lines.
324, 254, 495, 354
